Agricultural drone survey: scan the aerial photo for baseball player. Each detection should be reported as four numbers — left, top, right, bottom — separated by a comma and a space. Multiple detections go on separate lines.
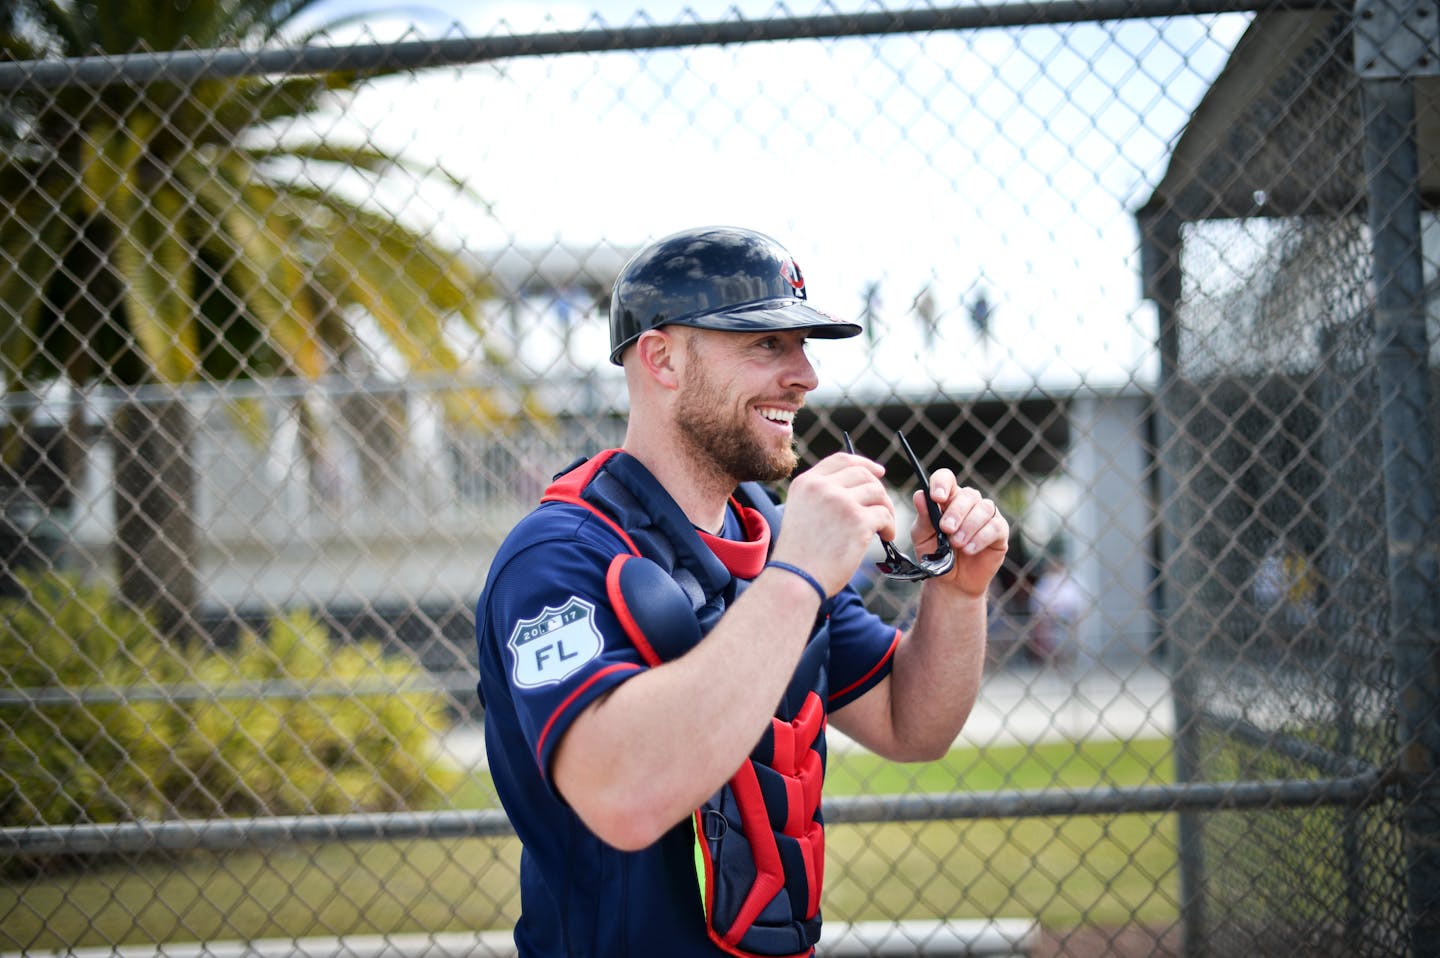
475, 225, 1009, 957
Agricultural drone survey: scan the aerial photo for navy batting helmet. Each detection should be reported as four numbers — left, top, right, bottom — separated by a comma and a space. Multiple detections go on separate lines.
608, 226, 862, 365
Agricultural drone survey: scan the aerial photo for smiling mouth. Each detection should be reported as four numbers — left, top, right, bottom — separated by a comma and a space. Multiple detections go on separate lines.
758, 407, 796, 427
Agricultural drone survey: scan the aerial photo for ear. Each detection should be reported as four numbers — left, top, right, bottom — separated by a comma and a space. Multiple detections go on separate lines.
634, 328, 682, 390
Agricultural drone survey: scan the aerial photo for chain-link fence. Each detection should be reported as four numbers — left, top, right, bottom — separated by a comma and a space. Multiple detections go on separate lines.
2, 1, 1437, 956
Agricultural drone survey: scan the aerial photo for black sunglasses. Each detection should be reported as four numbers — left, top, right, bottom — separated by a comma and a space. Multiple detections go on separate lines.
844, 430, 955, 581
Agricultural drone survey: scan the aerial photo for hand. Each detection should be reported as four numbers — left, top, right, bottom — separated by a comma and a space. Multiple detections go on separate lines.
912, 469, 1009, 597
768, 452, 896, 596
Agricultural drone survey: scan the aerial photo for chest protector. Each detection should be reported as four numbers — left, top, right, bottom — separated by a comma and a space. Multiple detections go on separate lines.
542, 450, 830, 958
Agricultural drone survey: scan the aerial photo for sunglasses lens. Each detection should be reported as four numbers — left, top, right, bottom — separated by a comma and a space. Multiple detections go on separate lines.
876, 558, 928, 581
924, 543, 953, 565
920, 553, 955, 578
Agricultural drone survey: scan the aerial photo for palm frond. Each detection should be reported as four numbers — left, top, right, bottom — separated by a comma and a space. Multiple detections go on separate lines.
335, 255, 435, 369
15, 0, 81, 55
196, 155, 492, 378
0, 201, 66, 378
252, 0, 335, 43
281, 181, 488, 312
104, 125, 197, 383
246, 139, 480, 200
3, 0, 508, 397
0, 28, 43, 60
188, 159, 325, 380
246, 140, 402, 178
247, 190, 326, 379
192, 75, 350, 145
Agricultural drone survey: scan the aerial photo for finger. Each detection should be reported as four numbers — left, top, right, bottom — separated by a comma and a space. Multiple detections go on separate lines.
939, 489, 998, 548
927, 466, 960, 495
804, 460, 889, 505
915, 470, 969, 528
923, 469, 967, 531
958, 507, 1009, 556
817, 450, 886, 483
793, 459, 895, 532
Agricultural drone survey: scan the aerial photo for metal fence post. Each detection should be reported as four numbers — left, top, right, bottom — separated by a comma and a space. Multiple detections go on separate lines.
1141, 207, 1210, 958
1356, 0, 1440, 950
1317, 312, 1383, 953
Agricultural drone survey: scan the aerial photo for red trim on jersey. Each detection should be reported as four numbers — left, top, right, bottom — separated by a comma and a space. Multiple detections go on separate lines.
533, 662, 642, 773
829, 628, 901, 704
540, 448, 617, 501
540, 449, 643, 556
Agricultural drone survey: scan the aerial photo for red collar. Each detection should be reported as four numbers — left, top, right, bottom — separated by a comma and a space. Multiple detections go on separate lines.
696, 499, 771, 579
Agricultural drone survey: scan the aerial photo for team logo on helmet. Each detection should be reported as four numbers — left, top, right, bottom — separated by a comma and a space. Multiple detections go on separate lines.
780, 258, 807, 299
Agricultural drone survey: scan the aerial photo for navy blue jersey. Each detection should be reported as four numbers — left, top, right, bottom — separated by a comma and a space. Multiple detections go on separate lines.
476, 480, 898, 957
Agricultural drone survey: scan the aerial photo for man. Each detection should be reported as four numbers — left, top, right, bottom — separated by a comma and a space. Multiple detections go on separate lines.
475, 226, 1008, 957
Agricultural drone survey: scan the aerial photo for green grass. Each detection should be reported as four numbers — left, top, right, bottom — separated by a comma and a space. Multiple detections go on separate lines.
824, 738, 1181, 928
1, 738, 1178, 949
827, 736, 1174, 795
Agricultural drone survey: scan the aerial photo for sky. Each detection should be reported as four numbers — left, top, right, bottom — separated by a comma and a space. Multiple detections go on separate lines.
286, 1, 1251, 394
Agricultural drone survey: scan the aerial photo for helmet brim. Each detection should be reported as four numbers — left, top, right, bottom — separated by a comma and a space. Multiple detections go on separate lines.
609, 300, 862, 364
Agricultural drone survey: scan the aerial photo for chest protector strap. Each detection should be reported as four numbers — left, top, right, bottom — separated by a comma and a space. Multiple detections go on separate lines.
544, 451, 829, 958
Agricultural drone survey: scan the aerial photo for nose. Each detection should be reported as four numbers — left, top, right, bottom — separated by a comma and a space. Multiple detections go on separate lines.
783, 341, 819, 392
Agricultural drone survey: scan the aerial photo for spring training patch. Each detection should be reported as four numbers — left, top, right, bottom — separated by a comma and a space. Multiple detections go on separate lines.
508, 596, 603, 689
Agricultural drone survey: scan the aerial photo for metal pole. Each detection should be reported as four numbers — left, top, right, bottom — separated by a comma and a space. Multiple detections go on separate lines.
0, 0, 1342, 92
0, 774, 1390, 857
1317, 314, 1378, 956
1360, 74, 1440, 958
1140, 206, 1210, 958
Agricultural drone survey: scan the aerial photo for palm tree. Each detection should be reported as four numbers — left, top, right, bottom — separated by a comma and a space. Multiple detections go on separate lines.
1, 0, 492, 638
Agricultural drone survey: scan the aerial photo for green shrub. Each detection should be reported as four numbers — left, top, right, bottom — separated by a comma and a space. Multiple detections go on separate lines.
179, 610, 459, 817
0, 573, 459, 829
0, 573, 190, 827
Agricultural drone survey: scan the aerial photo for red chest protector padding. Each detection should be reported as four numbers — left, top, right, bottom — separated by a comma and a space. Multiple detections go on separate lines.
543, 451, 830, 958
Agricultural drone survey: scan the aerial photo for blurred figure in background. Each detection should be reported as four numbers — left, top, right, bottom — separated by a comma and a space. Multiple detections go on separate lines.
1030, 555, 1084, 666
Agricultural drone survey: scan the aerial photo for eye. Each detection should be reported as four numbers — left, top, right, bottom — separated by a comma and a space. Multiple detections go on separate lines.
750, 332, 810, 357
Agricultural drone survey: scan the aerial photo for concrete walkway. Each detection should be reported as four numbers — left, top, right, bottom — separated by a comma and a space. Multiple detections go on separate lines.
19, 920, 1039, 958
947, 662, 1174, 749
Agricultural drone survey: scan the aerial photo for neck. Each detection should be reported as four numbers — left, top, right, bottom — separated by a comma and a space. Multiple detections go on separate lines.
621, 428, 735, 534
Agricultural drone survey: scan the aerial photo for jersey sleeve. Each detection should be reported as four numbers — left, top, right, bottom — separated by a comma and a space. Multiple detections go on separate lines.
824, 583, 901, 710
480, 518, 647, 782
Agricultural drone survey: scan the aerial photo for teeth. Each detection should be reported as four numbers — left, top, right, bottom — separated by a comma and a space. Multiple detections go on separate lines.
760, 408, 795, 424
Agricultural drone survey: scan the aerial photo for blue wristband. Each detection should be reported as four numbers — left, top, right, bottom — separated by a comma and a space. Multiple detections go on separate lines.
764, 560, 827, 604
